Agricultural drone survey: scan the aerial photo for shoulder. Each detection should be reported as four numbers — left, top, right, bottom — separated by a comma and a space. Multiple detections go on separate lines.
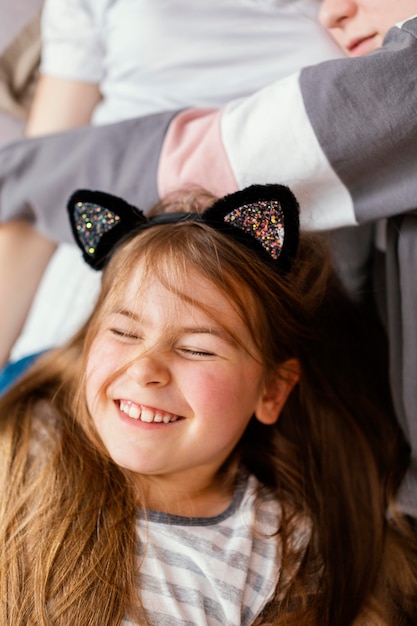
41, 0, 112, 36
397, 14, 417, 36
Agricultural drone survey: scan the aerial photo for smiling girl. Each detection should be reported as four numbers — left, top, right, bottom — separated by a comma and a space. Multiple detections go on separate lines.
0, 184, 416, 625
85, 262, 288, 515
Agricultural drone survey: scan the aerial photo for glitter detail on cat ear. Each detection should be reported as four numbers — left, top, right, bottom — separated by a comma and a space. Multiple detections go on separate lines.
223, 200, 285, 260
68, 188, 147, 270
73, 201, 121, 258
202, 183, 300, 274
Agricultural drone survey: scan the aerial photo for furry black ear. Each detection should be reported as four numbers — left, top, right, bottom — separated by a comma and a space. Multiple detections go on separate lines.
67, 189, 146, 270
201, 184, 300, 274
67, 184, 300, 274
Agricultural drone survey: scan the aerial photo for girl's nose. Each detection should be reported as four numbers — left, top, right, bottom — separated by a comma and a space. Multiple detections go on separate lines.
318, 0, 357, 30
126, 354, 170, 387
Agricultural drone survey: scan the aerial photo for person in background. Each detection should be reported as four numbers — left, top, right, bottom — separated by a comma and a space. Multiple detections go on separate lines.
1, 183, 416, 624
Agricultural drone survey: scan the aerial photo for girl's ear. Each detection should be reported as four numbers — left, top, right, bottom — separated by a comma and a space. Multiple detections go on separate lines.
255, 359, 300, 425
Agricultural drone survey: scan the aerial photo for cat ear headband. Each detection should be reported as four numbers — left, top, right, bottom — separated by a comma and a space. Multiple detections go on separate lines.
67, 184, 300, 274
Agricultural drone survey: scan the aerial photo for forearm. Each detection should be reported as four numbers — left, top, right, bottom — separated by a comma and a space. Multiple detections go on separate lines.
300, 19, 417, 226
158, 18, 417, 230
25, 75, 101, 137
0, 112, 175, 243
27, 0, 104, 137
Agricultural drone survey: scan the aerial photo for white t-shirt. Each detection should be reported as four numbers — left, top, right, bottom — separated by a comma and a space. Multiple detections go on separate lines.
123, 474, 311, 625
40, 0, 343, 123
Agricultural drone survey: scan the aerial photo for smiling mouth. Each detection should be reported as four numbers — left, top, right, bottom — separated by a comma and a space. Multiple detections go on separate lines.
118, 400, 181, 423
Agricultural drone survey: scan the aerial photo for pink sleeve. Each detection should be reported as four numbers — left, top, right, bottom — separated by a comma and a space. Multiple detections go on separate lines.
157, 108, 237, 198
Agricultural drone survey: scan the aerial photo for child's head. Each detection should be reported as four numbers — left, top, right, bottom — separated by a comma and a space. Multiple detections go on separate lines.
66, 184, 413, 621
1, 184, 414, 625
318, 0, 417, 56
71, 185, 317, 500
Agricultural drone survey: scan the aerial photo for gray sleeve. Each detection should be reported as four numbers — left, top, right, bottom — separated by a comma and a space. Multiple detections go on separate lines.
300, 18, 417, 224
0, 111, 175, 243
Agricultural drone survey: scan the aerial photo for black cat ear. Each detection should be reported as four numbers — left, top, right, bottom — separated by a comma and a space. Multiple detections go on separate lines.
67, 189, 147, 270
202, 184, 300, 274
67, 184, 300, 273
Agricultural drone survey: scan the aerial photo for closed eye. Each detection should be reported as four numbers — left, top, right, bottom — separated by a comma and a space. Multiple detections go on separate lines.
179, 348, 216, 358
110, 328, 140, 341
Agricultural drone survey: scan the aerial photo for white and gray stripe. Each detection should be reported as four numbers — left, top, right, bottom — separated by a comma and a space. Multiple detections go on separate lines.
122, 475, 310, 625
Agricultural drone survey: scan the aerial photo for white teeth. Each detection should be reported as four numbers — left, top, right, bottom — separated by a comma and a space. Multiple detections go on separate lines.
119, 401, 177, 424
128, 405, 140, 419
141, 407, 154, 423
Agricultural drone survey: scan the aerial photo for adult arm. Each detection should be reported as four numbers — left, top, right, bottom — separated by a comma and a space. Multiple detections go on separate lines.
0, 111, 177, 242
25, 0, 102, 136
157, 16, 417, 230
26, 75, 101, 136
0, 0, 102, 367
1, 16, 417, 232
1, 18, 416, 235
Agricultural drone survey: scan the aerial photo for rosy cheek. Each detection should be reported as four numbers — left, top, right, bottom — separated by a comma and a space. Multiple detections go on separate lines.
87, 339, 118, 375
204, 369, 252, 413
186, 368, 229, 406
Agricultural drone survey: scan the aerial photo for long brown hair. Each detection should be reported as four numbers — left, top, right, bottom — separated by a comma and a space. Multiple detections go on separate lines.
0, 218, 416, 625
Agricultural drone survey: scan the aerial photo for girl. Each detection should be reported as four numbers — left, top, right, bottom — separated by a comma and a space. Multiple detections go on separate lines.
0, 184, 416, 625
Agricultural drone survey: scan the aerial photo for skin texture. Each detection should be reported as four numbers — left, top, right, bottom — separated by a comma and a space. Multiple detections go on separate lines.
319, 0, 417, 56
86, 265, 296, 516
25, 75, 101, 136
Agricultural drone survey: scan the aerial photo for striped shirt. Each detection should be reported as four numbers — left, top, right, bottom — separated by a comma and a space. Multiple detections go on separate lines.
123, 474, 310, 625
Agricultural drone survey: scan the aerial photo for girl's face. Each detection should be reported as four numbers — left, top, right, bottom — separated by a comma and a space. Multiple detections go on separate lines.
319, 0, 417, 56
86, 263, 293, 506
